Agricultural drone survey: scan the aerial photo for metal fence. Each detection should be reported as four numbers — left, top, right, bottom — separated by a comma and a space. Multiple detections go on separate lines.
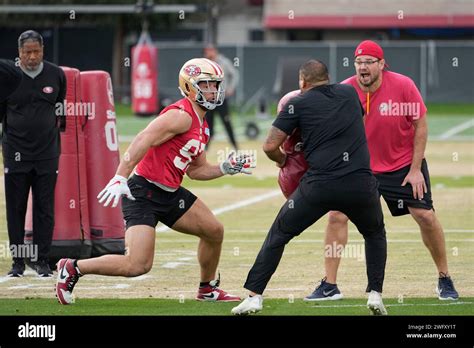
142, 41, 474, 106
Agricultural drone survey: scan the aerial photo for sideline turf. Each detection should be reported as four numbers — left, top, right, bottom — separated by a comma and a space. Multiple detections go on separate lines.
0, 298, 472, 316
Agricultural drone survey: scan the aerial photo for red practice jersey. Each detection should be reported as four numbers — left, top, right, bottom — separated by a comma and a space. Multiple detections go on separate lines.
342, 71, 427, 174
135, 98, 210, 189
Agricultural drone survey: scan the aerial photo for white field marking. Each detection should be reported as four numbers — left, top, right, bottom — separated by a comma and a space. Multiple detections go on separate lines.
161, 261, 197, 269
7, 285, 32, 289
0, 287, 308, 294
223, 229, 474, 234
0, 276, 13, 283
156, 225, 170, 233
0, 271, 54, 283
310, 301, 473, 309
67, 287, 309, 294
149, 239, 474, 243
160, 257, 195, 268
155, 190, 281, 233
7, 284, 131, 290
439, 118, 474, 140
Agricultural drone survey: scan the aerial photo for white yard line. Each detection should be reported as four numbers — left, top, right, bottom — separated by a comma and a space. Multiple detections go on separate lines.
438, 118, 474, 140
7, 284, 131, 290
156, 189, 281, 233
0, 276, 12, 283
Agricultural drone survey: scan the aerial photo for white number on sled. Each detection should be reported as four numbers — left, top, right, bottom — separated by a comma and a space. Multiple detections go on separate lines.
105, 121, 119, 151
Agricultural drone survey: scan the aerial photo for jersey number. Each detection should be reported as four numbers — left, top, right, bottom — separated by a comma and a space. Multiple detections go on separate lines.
174, 139, 203, 171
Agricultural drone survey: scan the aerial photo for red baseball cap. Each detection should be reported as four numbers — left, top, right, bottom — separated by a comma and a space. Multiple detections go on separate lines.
354, 40, 388, 68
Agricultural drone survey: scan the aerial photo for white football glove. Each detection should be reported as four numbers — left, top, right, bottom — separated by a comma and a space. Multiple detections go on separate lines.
219, 151, 256, 175
97, 175, 135, 208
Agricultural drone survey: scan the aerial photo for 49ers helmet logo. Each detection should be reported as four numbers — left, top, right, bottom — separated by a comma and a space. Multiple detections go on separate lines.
184, 65, 201, 77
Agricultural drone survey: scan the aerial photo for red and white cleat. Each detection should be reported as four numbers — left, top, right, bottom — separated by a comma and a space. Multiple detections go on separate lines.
196, 276, 241, 302
55, 258, 81, 305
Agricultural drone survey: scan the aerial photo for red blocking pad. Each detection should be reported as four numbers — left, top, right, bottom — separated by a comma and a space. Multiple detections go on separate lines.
81, 70, 125, 256
276, 90, 308, 198
131, 38, 159, 116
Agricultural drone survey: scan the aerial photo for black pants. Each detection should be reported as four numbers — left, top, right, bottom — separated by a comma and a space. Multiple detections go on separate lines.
244, 173, 387, 294
206, 99, 238, 149
4, 158, 58, 262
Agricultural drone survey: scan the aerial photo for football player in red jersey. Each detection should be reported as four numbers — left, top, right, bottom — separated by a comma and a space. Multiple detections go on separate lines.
56, 58, 256, 305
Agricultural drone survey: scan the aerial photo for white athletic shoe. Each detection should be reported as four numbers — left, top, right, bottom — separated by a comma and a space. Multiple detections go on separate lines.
367, 290, 388, 315
231, 295, 263, 315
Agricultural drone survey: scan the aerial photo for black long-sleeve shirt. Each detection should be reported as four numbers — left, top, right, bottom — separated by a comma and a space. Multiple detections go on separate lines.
0, 59, 22, 104
1, 60, 66, 161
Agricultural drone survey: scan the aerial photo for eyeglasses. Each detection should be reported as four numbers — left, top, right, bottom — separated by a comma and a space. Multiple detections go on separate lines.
354, 60, 380, 67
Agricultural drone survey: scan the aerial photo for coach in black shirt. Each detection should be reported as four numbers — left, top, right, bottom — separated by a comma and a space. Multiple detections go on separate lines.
1, 30, 66, 277
232, 60, 388, 315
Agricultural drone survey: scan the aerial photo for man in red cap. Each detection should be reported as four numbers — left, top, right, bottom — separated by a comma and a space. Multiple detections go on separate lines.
304, 40, 459, 302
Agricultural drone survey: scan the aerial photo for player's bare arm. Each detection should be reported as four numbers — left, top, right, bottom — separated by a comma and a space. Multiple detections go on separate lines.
116, 109, 192, 178
402, 116, 428, 200
187, 149, 256, 180
263, 126, 288, 167
186, 151, 224, 180
97, 109, 192, 207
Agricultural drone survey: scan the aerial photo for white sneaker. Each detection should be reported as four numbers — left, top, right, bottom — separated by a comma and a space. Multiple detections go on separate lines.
231, 295, 263, 315
367, 290, 387, 315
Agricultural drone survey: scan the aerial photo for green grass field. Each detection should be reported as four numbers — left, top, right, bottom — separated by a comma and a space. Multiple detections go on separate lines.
0, 298, 472, 316
0, 103, 472, 316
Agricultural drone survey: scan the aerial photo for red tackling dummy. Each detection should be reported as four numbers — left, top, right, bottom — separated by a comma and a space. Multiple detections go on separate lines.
277, 90, 309, 198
